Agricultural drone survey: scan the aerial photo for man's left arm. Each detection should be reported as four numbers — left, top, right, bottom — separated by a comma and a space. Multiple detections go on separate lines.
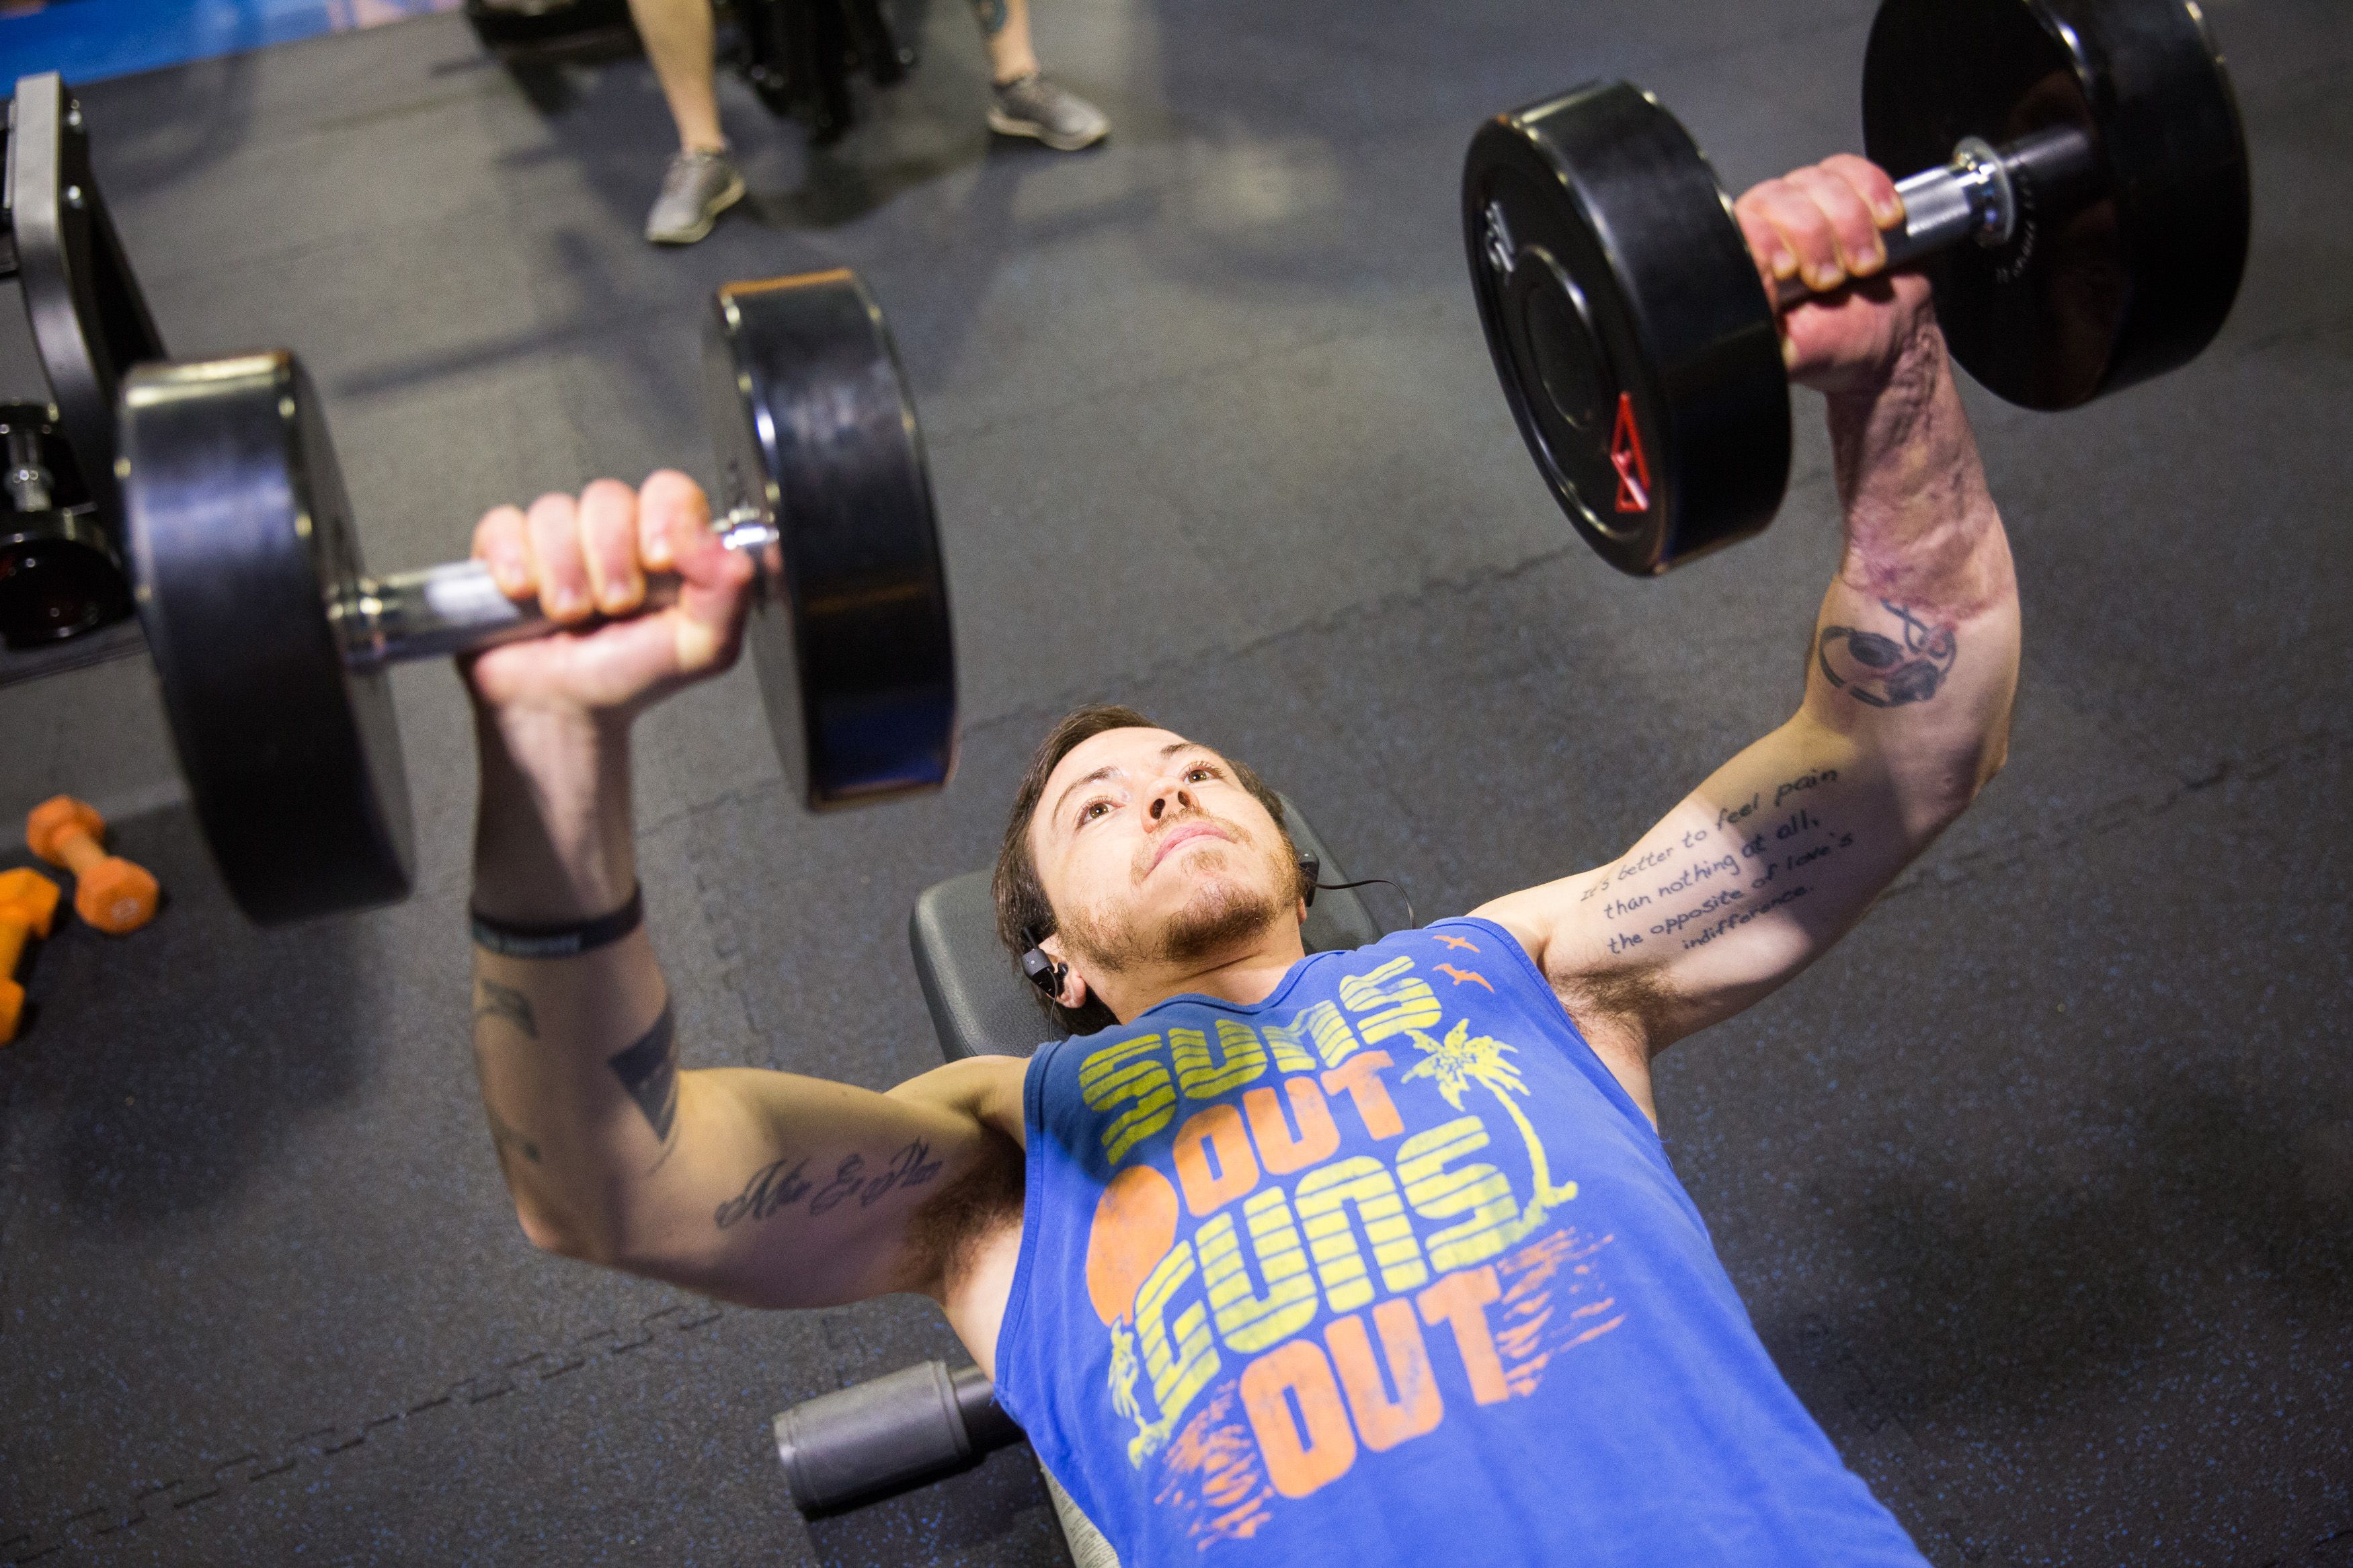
1476, 157, 2020, 1112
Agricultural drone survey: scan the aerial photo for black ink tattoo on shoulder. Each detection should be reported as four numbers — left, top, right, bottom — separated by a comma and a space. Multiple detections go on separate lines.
475, 979, 538, 1038
969, 0, 1007, 36
607, 1003, 679, 1142
1819, 600, 1956, 707
713, 1140, 945, 1232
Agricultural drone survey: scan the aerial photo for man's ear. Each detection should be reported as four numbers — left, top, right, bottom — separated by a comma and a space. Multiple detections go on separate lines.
1040, 932, 1090, 1012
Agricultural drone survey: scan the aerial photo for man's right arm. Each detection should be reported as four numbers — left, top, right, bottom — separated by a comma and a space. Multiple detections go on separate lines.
471, 930, 1021, 1311
462, 473, 1022, 1312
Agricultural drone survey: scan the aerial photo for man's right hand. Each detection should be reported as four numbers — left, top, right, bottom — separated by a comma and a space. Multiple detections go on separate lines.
463, 469, 754, 722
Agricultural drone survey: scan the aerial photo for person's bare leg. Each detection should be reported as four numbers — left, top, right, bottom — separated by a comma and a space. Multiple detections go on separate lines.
631, 0, 743, 243
971, 0, 1038, 86
627, 0, 725, 152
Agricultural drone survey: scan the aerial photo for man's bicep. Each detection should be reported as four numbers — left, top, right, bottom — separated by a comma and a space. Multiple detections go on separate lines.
616, 1065, 1006, 1309
1483, 716, 1919, 1053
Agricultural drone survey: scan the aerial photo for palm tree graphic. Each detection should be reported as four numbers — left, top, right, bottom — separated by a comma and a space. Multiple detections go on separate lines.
1404, 1020, 1579, 1231
1107, 1317, 1180, 1463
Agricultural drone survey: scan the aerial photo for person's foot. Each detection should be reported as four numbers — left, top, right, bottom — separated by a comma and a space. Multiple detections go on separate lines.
987, 73, 1109, 152
644, 149, 746, 245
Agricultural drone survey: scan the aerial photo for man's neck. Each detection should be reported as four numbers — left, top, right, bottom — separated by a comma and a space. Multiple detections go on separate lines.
1100, 923, 1308, 1024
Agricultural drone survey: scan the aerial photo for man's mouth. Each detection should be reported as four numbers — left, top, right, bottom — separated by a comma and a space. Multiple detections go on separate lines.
1150, 821, 1232, 870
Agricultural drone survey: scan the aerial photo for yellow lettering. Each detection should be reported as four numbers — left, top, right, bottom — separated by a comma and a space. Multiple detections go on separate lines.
1080, 1034, 1176, 1166
1397, 1116, 1521, 1272
1340, 958, 1443, 1044
1135, 1238, 1220, 1432
1295, 1155, 1429, 1312
1199, 1188, 1318, 1353
1170, 1022, 1269, 1100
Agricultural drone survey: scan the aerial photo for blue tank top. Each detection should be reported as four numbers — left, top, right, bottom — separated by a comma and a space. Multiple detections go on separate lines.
989, 918, 1927, 1566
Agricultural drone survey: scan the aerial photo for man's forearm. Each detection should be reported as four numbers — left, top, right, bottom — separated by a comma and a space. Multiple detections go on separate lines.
1825, 320, 2013, 621
1805, 320, 2020, 819
469, 702, 673, 1258
472, 702, 639, 922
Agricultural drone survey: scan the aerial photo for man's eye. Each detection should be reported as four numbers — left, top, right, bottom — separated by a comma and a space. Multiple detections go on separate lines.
1081, 800, 1111, 823
1187, 766, 1216, 782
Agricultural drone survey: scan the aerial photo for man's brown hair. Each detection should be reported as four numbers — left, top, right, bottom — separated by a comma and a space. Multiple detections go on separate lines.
992, 704, 1306, 1036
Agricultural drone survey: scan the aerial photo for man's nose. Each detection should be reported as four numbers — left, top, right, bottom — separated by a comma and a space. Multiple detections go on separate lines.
1146, 780, 1195, 821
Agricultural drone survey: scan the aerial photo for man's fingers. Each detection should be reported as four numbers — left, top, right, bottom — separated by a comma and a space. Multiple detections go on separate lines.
1819, 153, 1904, 231
1735, 202, 1797, 296
576, 479, 645, 616
636, 469, 705, 575
1745, 179, 1844, 295
644, 474, 749, 676
524, 492, 593, 623
472, 504, 532, 598
1788, 164, 1886, 278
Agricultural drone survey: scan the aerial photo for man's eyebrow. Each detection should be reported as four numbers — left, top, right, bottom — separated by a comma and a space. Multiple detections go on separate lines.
1051, 764, 1122, 827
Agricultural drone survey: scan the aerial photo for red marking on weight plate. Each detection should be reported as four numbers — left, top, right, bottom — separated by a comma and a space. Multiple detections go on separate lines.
1609, 393, 1651, 513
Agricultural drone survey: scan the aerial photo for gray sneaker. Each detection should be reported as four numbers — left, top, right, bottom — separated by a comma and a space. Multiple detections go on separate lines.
988, 73, 1109, 152
645, 149, 746, 245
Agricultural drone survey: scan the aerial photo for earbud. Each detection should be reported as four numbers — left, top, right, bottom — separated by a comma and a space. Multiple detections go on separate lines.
1020, 930, 1069, 1001
1299, 852, 1320, 907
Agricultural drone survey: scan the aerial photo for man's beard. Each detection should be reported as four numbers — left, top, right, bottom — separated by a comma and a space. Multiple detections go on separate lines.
1060, 831, 1289, 975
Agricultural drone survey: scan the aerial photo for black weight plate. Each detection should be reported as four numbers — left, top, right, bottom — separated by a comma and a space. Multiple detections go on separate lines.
704, 271, 957, 808
121, 354, 414, 924
1464, 83, 1791, 575
1863, 0, 2247, 409
9, 74, 168, 537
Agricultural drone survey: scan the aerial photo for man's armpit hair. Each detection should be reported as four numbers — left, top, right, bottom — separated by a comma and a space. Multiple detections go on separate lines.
897, 1131, 1025, 1294
1554, 963, 1680, 1056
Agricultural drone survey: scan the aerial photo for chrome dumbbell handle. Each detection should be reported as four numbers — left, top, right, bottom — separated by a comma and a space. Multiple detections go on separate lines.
335, 505, 779, 670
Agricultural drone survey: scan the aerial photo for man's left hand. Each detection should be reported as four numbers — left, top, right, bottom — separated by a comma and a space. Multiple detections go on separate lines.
1733, 155, 1937, 395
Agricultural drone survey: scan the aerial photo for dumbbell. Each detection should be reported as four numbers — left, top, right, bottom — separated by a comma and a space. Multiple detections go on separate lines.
0, 866, 62, 1044
1463, 0, 2249, 575
119, 270, 958, 926
26, 794, 160, 935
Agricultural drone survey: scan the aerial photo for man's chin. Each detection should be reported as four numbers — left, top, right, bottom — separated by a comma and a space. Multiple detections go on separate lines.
1156, 877, 1285, 966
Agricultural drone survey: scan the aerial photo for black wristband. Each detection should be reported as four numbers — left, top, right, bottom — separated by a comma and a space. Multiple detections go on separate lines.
470, 886, 644, 959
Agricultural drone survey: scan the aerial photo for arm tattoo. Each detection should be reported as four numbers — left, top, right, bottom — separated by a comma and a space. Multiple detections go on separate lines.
606, 1003, 679, 1142
713, 1140, 945, 1231
969, 0, 1008, 37
474, 978, 537, 1038
1818, 600, 1956, 707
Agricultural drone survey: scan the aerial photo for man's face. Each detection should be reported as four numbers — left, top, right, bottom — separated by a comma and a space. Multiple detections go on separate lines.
1029, 727, 1300, 987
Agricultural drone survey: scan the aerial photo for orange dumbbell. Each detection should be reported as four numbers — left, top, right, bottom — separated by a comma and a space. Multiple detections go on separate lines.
26, 795, 160, 936
1, 866, 62, 1044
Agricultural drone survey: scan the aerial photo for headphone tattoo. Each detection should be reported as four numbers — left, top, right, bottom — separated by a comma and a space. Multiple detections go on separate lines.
1817, 600, 1957, 708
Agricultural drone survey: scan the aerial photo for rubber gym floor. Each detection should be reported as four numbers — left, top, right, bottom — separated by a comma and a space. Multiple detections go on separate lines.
1, 0, 2349, 1562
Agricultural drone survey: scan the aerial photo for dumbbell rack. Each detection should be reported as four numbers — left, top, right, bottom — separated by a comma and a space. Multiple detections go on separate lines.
1, 73, 165, 689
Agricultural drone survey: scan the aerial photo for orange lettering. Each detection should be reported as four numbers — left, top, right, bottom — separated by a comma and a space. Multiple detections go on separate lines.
1172, 1104, 1261, 1217
1243, 1078, 1341, 1174
1320, 1050, 1402, 1141
1239, 1339, 1358, 1498
1417, 1266, 1509, 1405
1326, 1301, 1443, 1452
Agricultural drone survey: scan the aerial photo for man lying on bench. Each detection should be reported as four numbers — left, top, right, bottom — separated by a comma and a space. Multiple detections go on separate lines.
459, 155, 2014, 1565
